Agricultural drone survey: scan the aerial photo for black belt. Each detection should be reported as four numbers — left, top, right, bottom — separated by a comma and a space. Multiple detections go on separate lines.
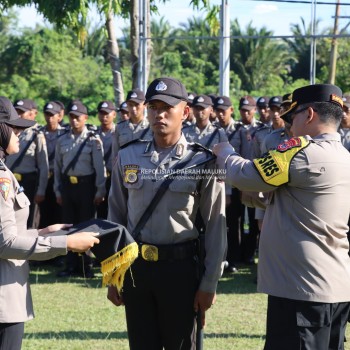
62, 174, 95, 185
137, 240, 198, 262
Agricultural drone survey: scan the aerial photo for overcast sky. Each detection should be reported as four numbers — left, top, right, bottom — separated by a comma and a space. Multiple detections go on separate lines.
15, 0, 348, 37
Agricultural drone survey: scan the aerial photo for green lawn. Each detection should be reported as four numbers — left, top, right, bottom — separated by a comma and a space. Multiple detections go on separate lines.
22, 263, 350, 350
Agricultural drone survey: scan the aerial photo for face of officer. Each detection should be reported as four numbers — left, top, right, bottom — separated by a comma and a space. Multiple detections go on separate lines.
147, 100, 188, 147
69, 113, 88, 134
16, 109, 36, 121
98, 110, 116, 130
119, 110, 129, 121
6, 129, 21, 154
44, 112, 60, 132
193, 105, 212, 127
240, 107, 256, 125
258, 106, 270, 124
126, 100, 145, 124
215, 107, 233, 128
341, 105, 350, 128
269, 106, 284, 129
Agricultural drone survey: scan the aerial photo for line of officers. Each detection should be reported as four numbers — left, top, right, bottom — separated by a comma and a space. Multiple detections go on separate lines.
7, 88, 350, 278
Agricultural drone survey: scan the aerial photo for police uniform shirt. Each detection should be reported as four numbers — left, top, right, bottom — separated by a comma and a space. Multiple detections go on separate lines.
222, 120, 243, 151
113, 118, 152, 159
43, 124, 67, 171
108, 134, 227, 293
183, 122, 228, 150
338, 127, 350, 151
260, 128, 289, 154
5, 123, 49, 196
238, 118, 264, 160
54, 126, 106, 199
0, 159, 67, 322
251, 124, 272, 158
97, 124, 115, 172
215, 133, 350, 303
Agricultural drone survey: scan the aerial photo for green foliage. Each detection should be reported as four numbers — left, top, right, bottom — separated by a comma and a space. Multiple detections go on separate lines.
0, 26, 114, 120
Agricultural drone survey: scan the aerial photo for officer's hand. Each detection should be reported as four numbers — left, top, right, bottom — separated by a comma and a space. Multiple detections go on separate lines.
34, 194, 45, 204
107, 285, 124, 307
66, 232, 100, 253
193, 290, 216, 327
38, 223, 73, 235
94, 196, 105, 206
56, 197, 62, 206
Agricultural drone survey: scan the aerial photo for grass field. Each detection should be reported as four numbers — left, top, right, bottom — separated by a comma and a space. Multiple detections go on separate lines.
22, 263, 350, 350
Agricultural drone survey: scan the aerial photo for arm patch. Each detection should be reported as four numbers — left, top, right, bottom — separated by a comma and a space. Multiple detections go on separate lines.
253, 137, 310, 186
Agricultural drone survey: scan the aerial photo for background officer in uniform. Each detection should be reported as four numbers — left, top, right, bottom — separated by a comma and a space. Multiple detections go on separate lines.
117, 101, 129, 121
214, 84, 350, 350
256, 96, 271, 125
112, 88, 152, 158
5, 98, 48, 228
339, 94, 350, 152
39, 101, 68, 229
183, 94, 227, 150
96, 100, 116, 219
54, 100, 106, 277
107, 77, 227, 350
0, 96, 100, 350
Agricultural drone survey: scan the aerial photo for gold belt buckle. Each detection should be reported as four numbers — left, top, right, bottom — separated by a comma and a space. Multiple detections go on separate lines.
141, 244, 158, 262
69, 176, 78, 184
48, 171, 53, 179
14, 173, 22, 181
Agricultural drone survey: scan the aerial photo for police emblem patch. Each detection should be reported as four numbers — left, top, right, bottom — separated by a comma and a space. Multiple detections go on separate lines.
124, 165, 139, 184
0, 178, 11, 201
155, 81, 167, 91
276, 137, 302, 152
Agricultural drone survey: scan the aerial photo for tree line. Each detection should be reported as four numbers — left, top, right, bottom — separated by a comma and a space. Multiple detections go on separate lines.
1, 1, 350, 124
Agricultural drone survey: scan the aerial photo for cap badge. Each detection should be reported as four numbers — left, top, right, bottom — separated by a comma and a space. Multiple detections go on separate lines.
198, 97, 204, 103
71, 105, 78, 111
17, 100, 24, 106
47, 103, 53, 109
242, 99, 249, 105
259, 98, 265, 103
155, 81, 167, 92
218, 98, 224, 105
273, 97, 279, 102
188, 94, 194, 100
122, 102, 127, 108
131, 92, 137, 98
102, 102, 108, 108
124, 165, 139, 184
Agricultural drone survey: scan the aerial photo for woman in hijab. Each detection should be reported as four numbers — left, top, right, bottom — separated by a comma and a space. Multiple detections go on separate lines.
0, 96, 100, 350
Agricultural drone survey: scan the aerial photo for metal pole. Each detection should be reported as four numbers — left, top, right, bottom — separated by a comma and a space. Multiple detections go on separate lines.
138, 0, 148, 92
310, 0, 317, 84
328, 0, 340, 84
219, 0, 230, 96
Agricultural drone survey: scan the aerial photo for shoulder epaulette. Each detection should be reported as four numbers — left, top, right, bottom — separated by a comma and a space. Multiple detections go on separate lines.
190, 142, 213, 155
86, 123, 98, 131
120, 138, 148, 150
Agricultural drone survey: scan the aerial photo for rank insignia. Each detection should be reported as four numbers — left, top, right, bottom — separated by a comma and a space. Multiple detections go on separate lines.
175, 144, 184, 157
0, 178, 11, 201
124, 165, 139, 184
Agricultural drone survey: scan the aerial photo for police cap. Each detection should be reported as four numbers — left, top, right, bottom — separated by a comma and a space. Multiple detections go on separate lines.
214, 96, 232, 110
239, 95, 256, 111
126, 89, 145, 103
67, 100, 88, 116
97, 100, 116, 113
192, 94, 212, 108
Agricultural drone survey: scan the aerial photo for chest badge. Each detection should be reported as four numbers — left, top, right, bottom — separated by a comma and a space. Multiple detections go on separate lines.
0, 178, 11, 201
124, 165, 139, 184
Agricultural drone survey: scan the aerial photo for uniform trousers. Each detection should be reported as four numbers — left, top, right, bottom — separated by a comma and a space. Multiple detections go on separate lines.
264, 295, 350, 350
96, 173, 111, 219
240, 206, 259, 263
61, 174, 96, 272
39, 175, 62, 228
123, 256, 199, 350
0, 323, 24, 350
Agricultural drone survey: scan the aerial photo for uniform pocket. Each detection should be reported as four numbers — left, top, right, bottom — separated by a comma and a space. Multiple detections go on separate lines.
14, 191, 30, 209
296, 302, 331, 327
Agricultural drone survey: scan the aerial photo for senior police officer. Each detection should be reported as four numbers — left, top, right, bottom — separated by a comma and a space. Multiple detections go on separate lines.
54, 100, 106, 277
96, 100, 116, 219
183, 94, 227, 149
214, 84, 350, 350
112, 88, 152, 158
107, 77, 227, 350
5, 99, 49, 228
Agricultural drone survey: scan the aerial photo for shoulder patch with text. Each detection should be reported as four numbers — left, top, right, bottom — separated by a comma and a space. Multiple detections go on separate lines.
123, 164, 139, 184
253, 137, 310, 186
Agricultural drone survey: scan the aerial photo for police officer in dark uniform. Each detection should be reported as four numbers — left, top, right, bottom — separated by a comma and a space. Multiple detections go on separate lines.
96, 100, 116, 219
117, 101, 129, 121
5, 99, 49, 228
54, 100, 106, 277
